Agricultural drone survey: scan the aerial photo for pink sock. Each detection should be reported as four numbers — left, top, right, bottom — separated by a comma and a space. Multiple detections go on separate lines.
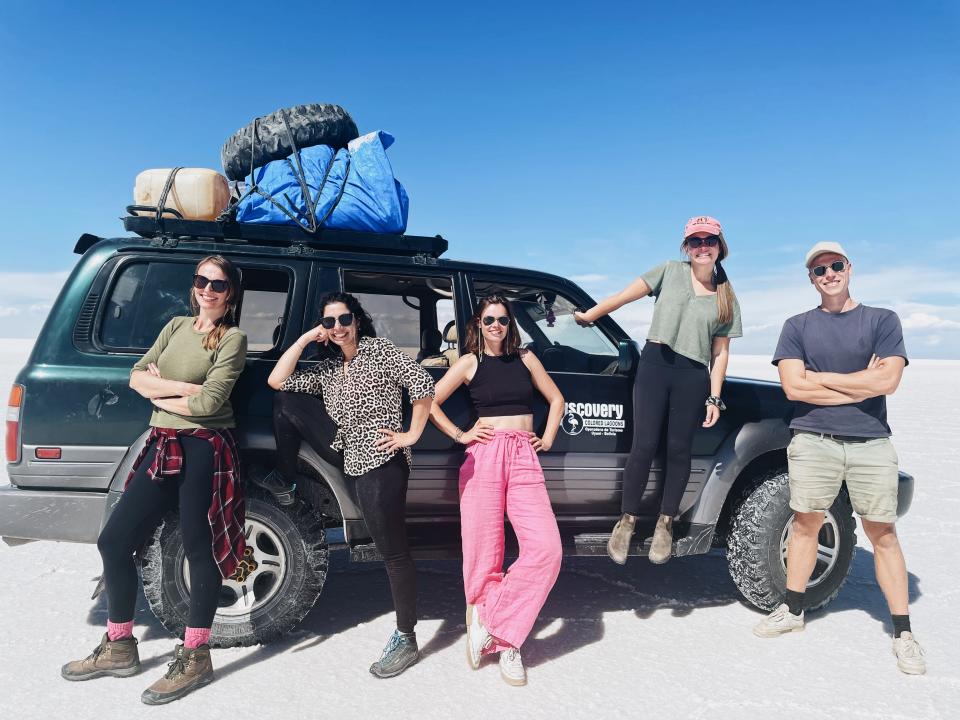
184, 627, 212, 649
106, 620, 134, 641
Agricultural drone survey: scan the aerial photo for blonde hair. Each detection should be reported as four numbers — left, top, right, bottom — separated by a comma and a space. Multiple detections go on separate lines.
189, 254, 241, 350
681, 232, 737, 325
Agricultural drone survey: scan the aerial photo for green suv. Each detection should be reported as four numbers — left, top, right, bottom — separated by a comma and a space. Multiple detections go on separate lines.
1, 217, 914, 647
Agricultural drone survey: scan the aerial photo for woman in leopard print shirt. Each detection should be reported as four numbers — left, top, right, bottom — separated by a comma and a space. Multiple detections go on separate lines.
267, 292, 434, 679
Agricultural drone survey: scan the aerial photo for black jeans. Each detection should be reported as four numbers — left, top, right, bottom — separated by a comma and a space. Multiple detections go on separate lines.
621, 342, 711, 518
273, 391, 416, 633
97, 435, 222, 628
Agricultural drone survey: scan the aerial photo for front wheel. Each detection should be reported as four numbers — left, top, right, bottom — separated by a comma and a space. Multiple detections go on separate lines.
140, 488, 328, 647
726, 469, 857, 612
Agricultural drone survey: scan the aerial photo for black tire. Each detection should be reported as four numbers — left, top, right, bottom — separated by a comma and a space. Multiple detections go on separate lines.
220, 104, 359, 181
141, 487, 327, 647
726, 469, 856, 612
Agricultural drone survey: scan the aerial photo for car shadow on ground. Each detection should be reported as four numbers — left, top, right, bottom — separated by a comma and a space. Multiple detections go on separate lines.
284, 549, 748, 669
83, 543, 921, 676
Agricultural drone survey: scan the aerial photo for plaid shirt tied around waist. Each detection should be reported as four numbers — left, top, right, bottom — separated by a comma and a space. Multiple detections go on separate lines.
126, 427, 246, 579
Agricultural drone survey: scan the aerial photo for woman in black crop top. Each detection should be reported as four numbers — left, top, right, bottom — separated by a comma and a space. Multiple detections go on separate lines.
429, 295, 564, 686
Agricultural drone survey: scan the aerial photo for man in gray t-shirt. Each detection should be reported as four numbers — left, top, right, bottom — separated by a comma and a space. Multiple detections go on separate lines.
752, 242, 925, 675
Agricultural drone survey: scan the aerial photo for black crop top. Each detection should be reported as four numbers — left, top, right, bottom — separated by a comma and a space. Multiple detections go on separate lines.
467, 352, 535, 417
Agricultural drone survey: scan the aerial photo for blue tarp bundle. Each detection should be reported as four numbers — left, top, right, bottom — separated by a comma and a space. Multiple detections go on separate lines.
236, 130, 409, 234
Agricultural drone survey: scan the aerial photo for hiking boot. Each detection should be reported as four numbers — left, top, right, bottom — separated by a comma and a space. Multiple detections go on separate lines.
369, 630, 420, 678
141, 644, 214, 705
753, 603, 805, 638
607, 513, 637, 565
61, 633, 141, 681
892, 632, 926, 675
499, 647, 527, 686
467, 612, 493, 669
647, 514, 674, 564
248, 468, 296, 506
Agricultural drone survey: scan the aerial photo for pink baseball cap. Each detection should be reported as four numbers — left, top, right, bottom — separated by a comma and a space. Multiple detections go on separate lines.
684, 215, 722, 238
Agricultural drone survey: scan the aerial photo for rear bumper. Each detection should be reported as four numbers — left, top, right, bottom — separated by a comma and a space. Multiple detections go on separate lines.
897, 471, 914, 518
0, 485, 107, 543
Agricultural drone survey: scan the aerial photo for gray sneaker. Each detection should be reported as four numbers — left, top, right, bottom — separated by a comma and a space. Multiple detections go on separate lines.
607, 513, 637, 565
369, 630, 420, 678
753, 603, 805, 638
247, 468, 296, 506
892, 632, 926, 675
61, 633, 141, 681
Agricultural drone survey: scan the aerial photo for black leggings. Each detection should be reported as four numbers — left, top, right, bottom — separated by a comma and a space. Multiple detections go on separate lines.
621, 342, 710, 518
273, 391, 343, 475
97, 436, 222, 629
273, 391, 416, 634
352, 453, 417, 634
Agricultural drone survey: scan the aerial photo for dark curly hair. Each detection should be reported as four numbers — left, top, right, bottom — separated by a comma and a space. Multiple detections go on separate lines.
317, 292, 377, 357
464, 294, 522, 357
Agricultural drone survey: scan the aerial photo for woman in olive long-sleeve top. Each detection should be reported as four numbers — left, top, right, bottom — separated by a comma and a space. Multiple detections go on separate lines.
62, 255, 247, 706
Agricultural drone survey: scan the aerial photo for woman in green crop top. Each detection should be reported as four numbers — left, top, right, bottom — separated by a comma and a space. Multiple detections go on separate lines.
574, 216, 742, 565
62, 255, 247, 705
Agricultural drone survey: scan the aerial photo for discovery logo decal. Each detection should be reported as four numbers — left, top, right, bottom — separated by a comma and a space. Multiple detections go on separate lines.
561, 402, 626, 437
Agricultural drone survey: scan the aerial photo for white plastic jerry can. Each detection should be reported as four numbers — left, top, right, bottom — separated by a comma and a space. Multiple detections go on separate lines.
133, 168, 230, 221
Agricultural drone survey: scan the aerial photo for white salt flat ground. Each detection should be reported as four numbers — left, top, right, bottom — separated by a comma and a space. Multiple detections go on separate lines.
0, 340, 957, 719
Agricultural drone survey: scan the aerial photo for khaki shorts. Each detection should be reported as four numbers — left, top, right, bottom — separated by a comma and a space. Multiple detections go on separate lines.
787, 432, 899, 523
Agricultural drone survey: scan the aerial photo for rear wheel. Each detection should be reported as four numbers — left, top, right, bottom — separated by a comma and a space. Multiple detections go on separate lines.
726, 469, 856, 612
141, 488, 328, 647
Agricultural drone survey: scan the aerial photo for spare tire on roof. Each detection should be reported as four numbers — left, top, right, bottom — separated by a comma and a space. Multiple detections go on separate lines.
220, 104, 359, 181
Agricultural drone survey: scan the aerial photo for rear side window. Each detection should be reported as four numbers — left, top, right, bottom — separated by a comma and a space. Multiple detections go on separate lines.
99, 260, 291, 353
101, 262, 192, 349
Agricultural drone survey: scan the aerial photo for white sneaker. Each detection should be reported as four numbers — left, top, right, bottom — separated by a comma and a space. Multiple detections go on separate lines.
466, 612, 491, 670
499, 648, 527, 686
892, 632, 926, 675
753, 603, 805, 638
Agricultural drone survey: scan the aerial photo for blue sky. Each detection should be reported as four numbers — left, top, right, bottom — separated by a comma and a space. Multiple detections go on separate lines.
0, 1, 957, 356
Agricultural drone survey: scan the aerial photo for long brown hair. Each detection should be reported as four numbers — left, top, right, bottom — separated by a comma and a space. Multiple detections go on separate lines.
464, 294, 522, 358
189, 254, 242, 351
681, 233, 737, 325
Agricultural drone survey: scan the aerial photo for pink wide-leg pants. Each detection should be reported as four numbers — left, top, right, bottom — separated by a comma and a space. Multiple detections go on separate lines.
459, 430, 562, 652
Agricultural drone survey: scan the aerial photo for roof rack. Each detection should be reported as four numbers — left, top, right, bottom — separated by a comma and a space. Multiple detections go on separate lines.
121, 215, 448, 258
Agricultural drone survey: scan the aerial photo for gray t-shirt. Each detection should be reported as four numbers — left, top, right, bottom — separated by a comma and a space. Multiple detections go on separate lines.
642, 260, 742, 367
772, 304, 908, 437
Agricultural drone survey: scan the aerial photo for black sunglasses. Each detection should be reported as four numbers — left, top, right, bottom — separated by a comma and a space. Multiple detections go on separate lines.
193, 274, 230, 293
482, 315, 510, 327
811, 260, 848, 277
320, 312, 355, 329
686, 235, 720, 249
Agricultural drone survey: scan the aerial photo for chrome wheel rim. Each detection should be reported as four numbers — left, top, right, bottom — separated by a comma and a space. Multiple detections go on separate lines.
779, 510, 840, 590
182, 516, 288, 618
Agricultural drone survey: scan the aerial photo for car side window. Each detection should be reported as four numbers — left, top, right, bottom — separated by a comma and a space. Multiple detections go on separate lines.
100, 261, 192, 350
473, 279, 618, 374
235, 267, 292, 352
99, 260, 291, 353
343, 271, 458, 366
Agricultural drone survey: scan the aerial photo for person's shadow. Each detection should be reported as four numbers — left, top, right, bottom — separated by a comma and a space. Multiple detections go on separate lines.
86, 544, 921, 678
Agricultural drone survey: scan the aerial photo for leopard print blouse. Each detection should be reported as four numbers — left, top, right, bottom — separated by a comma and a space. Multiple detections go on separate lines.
281, 336, 435, 476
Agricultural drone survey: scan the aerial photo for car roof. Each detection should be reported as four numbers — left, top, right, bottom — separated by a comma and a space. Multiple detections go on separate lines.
81, 234, 585, 294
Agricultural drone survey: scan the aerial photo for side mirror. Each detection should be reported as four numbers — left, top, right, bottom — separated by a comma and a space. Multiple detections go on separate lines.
617, 340, 639, 375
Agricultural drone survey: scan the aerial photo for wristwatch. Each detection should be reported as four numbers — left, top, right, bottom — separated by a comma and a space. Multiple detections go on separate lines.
705, 395, 726, 411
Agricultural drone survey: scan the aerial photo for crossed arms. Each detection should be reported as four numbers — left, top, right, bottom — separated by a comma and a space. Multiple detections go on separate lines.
778, 355, 906, 406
